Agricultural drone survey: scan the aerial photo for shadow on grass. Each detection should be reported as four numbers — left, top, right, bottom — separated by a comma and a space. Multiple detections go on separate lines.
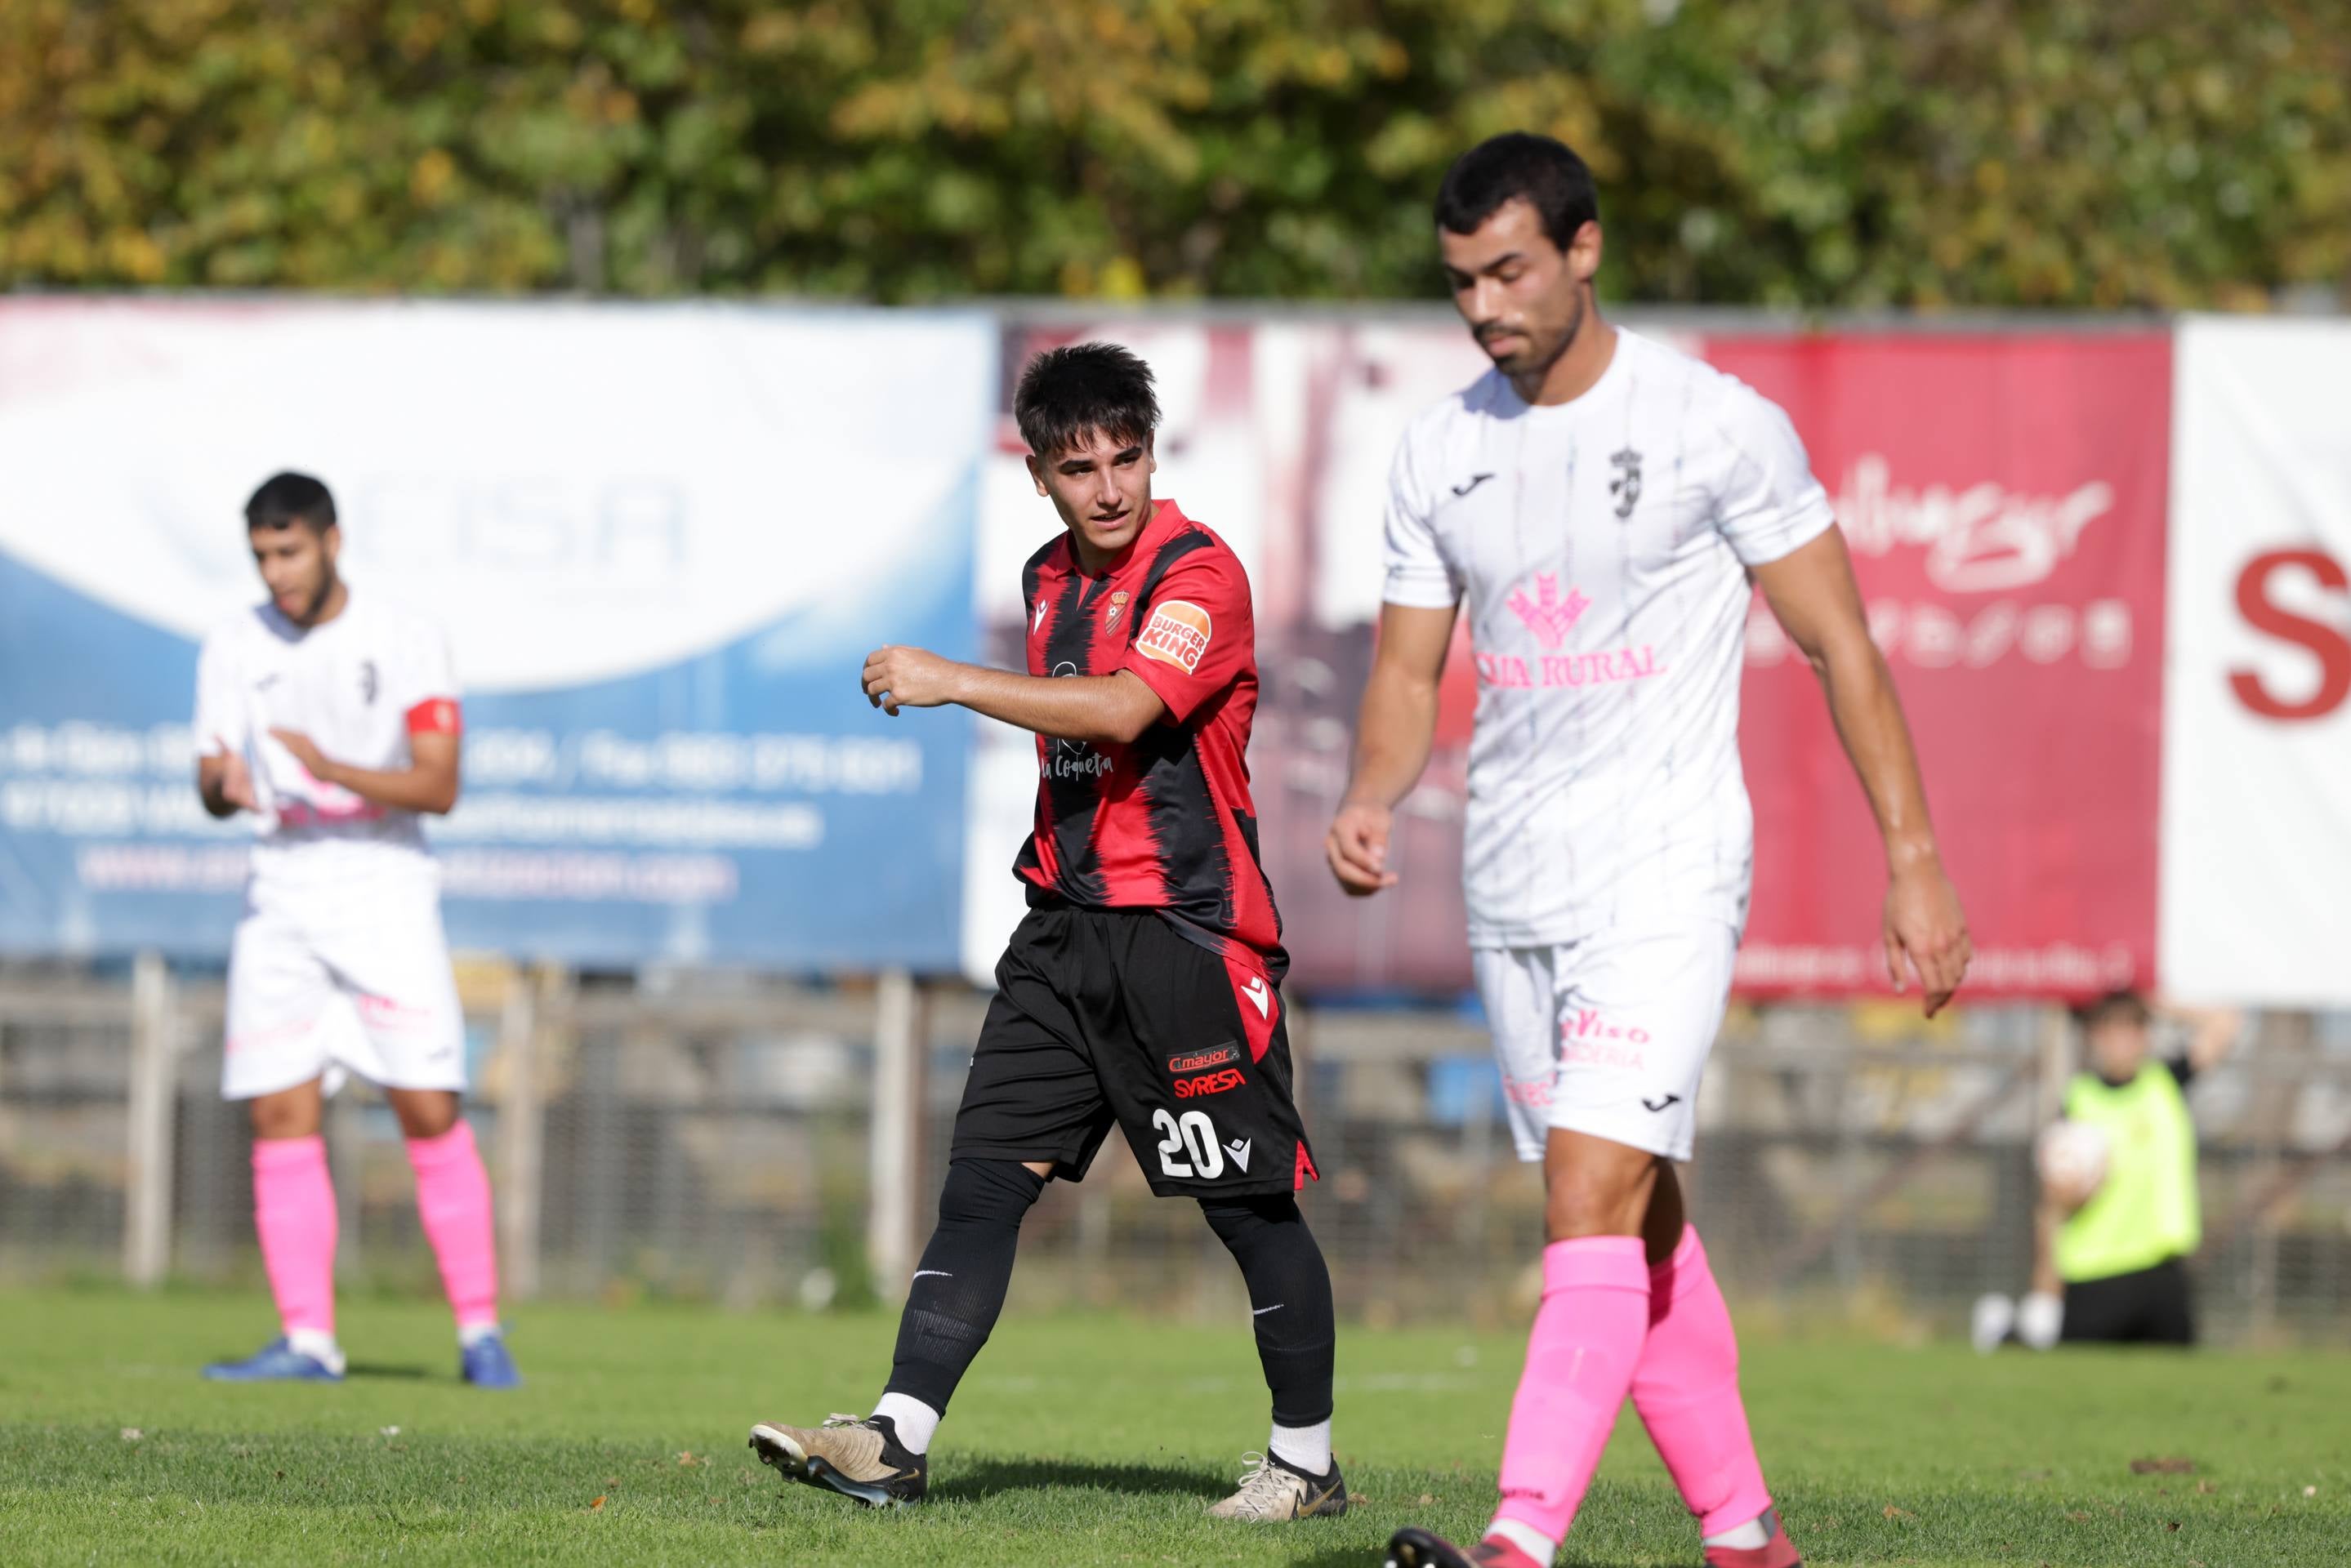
341, 1362, 431, 1381
932, 1455, 1227, 1504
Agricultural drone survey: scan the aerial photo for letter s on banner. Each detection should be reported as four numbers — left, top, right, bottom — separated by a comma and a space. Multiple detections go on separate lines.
2230, 549, 2351, 721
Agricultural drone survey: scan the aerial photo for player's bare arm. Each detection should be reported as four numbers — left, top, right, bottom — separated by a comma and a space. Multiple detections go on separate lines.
267, 726, 462, 815
1327, 600, 1458, 896
861, 645, 1164, 746
1750, 524, 1972, 1013
196, 744, 256, 817
2166, 1001, 2245, 1073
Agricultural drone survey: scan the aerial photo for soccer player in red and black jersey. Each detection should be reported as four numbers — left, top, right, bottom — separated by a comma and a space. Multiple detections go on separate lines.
749, 344, 1345, 1524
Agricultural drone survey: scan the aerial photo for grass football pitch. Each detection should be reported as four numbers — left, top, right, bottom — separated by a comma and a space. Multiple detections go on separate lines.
2, 1287, 2344, 1566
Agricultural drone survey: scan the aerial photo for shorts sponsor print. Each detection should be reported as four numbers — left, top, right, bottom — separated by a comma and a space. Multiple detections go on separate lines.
1474, 923, 1738, 1163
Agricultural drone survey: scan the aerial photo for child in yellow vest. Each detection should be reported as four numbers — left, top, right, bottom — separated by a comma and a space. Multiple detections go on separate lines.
1973, 991, 2240, 1351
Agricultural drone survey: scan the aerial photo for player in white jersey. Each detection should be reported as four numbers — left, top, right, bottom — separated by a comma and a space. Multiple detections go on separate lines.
1341, 138, 1970, 1568
193, 472, 518, 1388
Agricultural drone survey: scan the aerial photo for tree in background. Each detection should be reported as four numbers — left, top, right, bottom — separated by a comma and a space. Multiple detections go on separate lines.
3, 0, 2344, 309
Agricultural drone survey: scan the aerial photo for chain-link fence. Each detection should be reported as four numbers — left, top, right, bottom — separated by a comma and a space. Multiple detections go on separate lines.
4, 961, 2348, 1344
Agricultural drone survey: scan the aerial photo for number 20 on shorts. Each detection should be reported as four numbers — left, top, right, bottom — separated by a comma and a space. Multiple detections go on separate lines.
1152, 1107, 1223, 1178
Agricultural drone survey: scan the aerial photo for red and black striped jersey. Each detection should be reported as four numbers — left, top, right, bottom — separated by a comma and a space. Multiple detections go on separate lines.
1012, 498, 1284, 977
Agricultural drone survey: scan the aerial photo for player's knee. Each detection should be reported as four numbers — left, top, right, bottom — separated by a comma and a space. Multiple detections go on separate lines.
1543, 1165, 1653, 1243
1198, 1193, 1304, 1250
247, 1086, 321, 1140
388, 1089, 460, 1140
935, 1159, 1046, 1231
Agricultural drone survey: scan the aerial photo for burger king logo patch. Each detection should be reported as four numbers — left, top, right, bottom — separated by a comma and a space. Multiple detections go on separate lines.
1136, 601, 1212, 675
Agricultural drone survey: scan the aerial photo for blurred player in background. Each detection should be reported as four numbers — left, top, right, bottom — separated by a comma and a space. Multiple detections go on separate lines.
1974, 991, 2241, 1352
750, 344, 1344, 1522
194, 472, 516, 1388
1331, 136, 1972, 1568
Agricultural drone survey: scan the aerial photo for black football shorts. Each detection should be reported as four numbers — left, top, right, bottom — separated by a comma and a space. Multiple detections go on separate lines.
950, 904, 1318, 1199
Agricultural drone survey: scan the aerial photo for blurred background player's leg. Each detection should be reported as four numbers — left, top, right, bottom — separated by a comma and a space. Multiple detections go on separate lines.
207, 902, 346, 1381
215, 1079, 344, 1380
323, 879, 517, 1386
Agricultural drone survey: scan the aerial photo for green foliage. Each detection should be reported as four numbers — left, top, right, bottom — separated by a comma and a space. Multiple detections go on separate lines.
2, 2, 2343, 307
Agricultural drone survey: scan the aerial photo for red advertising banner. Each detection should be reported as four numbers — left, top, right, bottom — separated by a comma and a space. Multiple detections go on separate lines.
1708, 333, 2172, 999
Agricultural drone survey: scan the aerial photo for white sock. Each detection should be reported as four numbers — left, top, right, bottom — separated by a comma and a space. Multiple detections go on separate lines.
2018, 1290, 2064, 1351
1702, 1505, 1776, 1549
872, 1392, 941, 1454
1486, 1517, 1558, 1563
1269, 1418, 1332, 1477
286, 1328, 344, 1374
457, 1320, 502, 1348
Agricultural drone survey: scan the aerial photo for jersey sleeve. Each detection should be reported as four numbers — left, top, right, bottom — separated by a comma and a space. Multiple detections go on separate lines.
1121, 546, 1254, 726
191, 630, 246, 760
1709, 382, 1836, 568
390, 617, 463, 737
1381, 429, 1462, 608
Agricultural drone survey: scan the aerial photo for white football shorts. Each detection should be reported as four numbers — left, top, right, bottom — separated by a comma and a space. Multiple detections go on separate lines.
1473, 922, 1739, 1163
222, 872, 466, 1101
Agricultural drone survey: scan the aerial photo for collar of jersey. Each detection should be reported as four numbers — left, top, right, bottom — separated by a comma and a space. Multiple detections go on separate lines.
1068, 496, 1185, 579
1493, 324, 1637, 418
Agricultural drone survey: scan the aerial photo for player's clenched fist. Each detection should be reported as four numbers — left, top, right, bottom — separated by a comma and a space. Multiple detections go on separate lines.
862, 644, 963, 715
1325, 800, 1399, 897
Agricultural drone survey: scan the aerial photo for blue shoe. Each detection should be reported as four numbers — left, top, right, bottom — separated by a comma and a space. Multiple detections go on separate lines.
203, 1337, 343, 1382
461, 1331, 522, 1388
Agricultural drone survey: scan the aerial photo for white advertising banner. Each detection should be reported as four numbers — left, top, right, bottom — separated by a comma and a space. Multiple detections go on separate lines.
2161, 317, 2351, 1005
0, 300, 993, 967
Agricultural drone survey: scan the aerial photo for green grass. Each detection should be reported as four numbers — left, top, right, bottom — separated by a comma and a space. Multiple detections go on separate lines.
1, 1289, 2345, 1566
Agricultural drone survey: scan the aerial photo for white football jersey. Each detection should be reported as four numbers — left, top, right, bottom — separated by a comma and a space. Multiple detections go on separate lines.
1382, 327, 1834, 947
193, 589, 458, 887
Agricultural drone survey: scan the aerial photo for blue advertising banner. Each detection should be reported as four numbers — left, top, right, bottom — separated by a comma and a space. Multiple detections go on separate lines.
0, 301, 992, 969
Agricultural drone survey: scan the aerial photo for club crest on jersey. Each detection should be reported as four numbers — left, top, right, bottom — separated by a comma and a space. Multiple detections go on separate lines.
1610, 448, 1644, 519
1105, 590, 1130, 630
1137, 600, 1211, 675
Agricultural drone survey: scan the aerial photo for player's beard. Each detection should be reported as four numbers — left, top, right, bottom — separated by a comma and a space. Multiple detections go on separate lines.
1497, 287, 1586, 389
294, 565, 339, 626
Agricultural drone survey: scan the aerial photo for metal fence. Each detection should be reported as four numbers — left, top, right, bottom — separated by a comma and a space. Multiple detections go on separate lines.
4, 960, 2349, 1344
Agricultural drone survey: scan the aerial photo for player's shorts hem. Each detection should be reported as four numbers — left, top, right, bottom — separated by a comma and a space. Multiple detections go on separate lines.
1536, 1107, 1693, 1165
1139, 1175, 1303, 1201
221, 1064, 331, 1102
947, 1138, 1095, 1182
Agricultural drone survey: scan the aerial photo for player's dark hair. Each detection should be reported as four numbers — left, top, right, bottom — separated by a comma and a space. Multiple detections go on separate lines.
1434, 132, 1599, 252
1014, 342, 1160, 460
2076, 989, 2152, 1029
244, 471, 337, 533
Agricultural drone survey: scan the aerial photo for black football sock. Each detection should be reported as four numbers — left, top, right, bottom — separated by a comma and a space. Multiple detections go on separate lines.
880, 1160, 1046, 1423
1200, 1193, 1336, 1453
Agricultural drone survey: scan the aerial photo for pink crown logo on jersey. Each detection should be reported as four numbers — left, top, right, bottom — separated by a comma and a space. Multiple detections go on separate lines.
1506, 574, 1591, 651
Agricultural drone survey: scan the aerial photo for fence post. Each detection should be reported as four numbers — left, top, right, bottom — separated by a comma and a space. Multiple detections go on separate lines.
123, 951, 177, 1288
868, 970, 928, 1298
496, 964, 554, 1302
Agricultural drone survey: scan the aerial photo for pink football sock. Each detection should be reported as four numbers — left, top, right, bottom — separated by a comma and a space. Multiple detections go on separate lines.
1631, 1225, 1774, 1537
1490, 1235, 1653, 1551
405, 1121, 502, 1330
252, 1134, 338, 1338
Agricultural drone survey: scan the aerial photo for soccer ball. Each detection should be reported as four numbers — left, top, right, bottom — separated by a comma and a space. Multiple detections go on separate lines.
2036, 1119, 2110, 1196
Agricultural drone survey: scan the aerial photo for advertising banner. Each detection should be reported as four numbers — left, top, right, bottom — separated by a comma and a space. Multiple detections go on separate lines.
0, 301, 993, 969
1711, 332, 2173, 999
2161, 318, 2351, 1006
